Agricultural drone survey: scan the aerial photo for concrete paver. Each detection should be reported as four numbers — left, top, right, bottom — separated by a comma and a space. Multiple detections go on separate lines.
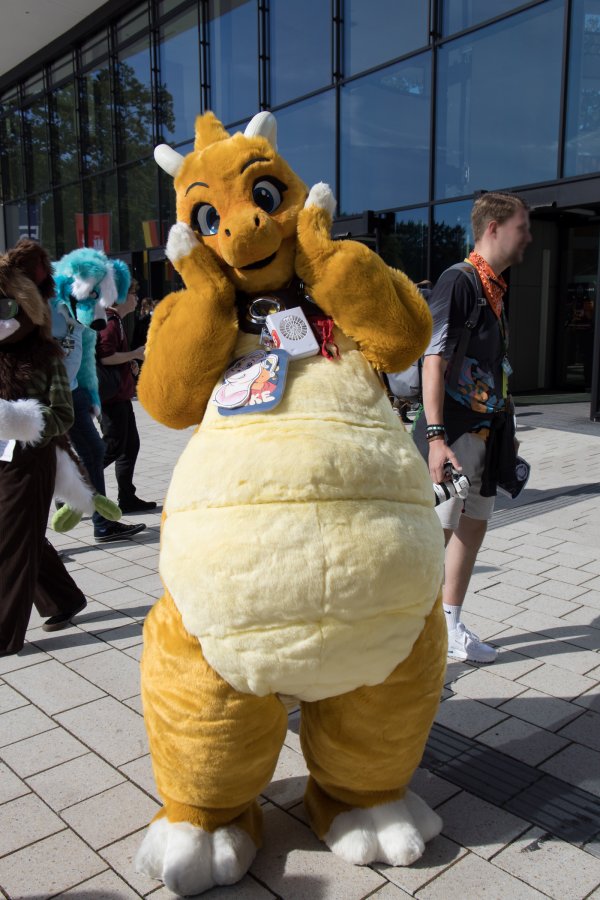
1, 400, 600, 898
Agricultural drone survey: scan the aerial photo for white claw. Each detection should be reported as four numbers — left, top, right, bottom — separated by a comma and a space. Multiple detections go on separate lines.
136, 818, 256, 896
324, 792, 440, 868
166, 222, 199, 264
304, 182, 337, 217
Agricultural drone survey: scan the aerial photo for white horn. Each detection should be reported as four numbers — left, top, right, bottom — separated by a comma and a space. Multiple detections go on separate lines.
154, 144, 185, 177
244, 112, 277, 150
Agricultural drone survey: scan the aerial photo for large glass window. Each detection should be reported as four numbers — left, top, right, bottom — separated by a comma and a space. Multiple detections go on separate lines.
81, 62, 114, 174
432, 200, 473, 280
435, 0, 563, 200
379, 208, 429, 283
54, 183, 82, 257
565, 0, 600, 176
117, 35, 154, 163
120, 158, 159, 251
270, 0, 330, 106
159, 166, 178, 242
340, 54, 431, 215
344, 0, 428, 77
51, 80, 79, 186
275, 92, 335, 194
3, 200, 29, 249
0, 95, 24, 201
83, 172, 119, 253
442, 0, 530, 35
50, 55, 73, 86
116, 4, 149, 43
209, 0, 259, 124
37, 194, 57, 259
81, 34, 108, 69
159, 7, 201, 145
23, 95, 50, 193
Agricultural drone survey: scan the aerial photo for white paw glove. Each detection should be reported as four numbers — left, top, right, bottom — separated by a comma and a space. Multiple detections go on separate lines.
0, 399, 44, 443
304, 182, 337, 216
166, 222, 200, 264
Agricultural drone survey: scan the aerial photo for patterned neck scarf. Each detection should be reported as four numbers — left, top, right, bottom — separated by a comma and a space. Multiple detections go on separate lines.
468, 251, 507, 319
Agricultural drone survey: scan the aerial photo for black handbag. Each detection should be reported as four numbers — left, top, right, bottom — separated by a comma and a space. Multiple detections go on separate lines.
97, 361, 122, 403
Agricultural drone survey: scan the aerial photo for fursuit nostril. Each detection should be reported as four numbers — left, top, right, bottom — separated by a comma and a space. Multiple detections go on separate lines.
224, 228, 231, 237
254, 216, 260, 227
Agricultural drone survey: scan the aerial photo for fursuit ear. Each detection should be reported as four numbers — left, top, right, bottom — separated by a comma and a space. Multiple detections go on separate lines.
194, 111, 230, 152
7, 239, 55, 301
244, 112, 277, 150
111, 259, 131, 302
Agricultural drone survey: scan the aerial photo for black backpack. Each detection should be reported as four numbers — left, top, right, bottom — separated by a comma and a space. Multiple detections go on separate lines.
384, 263, 485, 405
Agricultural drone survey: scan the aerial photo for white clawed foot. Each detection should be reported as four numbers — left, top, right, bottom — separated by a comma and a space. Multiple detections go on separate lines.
324, 790, 442, 868
166, 222, 200, 264
135, 818, 256, 897
304, 182, 337, 217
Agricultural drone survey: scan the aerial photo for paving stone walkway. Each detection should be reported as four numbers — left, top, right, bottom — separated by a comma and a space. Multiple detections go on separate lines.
1, 400, 599, 899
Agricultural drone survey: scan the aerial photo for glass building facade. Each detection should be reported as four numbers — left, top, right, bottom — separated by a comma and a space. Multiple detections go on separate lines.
2, 0, 600, 410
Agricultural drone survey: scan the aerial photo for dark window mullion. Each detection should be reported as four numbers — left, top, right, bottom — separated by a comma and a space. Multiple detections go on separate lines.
259, 0, 269, 110
200, 0, 210, 113
558, 0, 572, 179
334, 0, 342, 207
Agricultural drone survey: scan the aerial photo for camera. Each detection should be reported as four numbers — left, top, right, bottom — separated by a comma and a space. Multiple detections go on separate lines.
433, 464, 471, 506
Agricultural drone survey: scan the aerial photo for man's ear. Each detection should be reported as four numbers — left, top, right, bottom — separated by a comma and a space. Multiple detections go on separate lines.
486, 219, 499, 239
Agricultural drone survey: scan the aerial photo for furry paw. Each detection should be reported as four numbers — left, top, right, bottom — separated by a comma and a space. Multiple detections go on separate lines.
51, 505, 83, 533
324, 791, 442, 868
304, 183, 337, 217
0, 398, 44, 444
135, 818, 256, 896
54, 447, 95, 515
92, 494, 121, 522
166, 223, 200, 264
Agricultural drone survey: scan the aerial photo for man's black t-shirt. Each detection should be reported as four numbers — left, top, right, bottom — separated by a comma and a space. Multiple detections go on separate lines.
426, 266, 507, 422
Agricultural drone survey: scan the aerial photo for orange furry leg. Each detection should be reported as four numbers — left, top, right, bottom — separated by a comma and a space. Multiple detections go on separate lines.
141, 590, 288, 847
301, 595, 446, 839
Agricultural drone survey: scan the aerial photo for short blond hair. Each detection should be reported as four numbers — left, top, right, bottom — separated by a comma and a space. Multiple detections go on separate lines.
471, 192, 529, 242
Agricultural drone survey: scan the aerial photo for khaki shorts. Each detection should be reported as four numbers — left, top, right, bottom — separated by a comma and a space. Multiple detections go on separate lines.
435, 432, 495, 531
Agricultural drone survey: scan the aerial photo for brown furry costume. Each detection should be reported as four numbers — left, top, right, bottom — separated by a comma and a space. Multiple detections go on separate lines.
0, 240, 86, 656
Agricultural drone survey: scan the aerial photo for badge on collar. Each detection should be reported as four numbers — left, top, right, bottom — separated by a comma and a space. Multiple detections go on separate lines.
214, 348, 289, 416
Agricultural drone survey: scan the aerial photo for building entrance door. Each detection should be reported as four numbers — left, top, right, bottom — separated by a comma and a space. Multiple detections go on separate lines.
556, 221, 598, 392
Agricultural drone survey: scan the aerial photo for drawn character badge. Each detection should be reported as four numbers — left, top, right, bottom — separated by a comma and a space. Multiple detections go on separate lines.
214, 349, 289, 415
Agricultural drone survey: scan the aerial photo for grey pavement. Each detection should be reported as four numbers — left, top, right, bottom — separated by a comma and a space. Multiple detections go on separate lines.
1, 400, 600, 899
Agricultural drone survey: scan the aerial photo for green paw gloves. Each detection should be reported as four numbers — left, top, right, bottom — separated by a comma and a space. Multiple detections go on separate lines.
51, 494, 122, 533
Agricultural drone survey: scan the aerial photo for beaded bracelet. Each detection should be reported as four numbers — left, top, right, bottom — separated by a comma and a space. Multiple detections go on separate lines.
426, 424, 445, 436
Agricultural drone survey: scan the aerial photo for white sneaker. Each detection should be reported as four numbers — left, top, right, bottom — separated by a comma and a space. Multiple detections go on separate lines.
447, 622, 497, 663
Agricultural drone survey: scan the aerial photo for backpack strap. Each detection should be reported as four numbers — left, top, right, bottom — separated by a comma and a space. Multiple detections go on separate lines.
445, 262, 487, 392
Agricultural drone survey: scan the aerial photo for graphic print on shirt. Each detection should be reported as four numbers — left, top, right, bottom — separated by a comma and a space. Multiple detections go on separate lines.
446, 355, 501, 416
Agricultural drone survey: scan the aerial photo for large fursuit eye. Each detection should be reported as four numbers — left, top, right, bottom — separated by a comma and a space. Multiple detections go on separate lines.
252, 178, 286, 213
0, 298, 19, 320
193, 203, 220, 236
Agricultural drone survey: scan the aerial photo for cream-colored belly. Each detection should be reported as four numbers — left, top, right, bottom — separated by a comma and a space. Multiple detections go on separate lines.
160, 331, 444, 701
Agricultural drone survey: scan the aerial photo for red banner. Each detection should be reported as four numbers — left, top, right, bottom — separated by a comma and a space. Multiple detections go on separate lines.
75, 213, 112, 253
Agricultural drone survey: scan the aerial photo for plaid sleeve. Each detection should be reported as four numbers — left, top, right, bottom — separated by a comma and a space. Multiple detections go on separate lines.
36, 356, 74, 445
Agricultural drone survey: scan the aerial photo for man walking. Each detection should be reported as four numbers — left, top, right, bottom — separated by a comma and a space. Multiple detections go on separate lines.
419, 192, 532, 663
96, 281, 157, 529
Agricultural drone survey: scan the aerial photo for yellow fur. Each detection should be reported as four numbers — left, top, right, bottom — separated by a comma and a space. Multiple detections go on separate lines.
137, 111, 445, 880
142, 589, 446, 840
